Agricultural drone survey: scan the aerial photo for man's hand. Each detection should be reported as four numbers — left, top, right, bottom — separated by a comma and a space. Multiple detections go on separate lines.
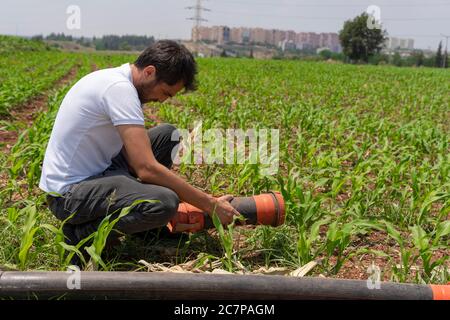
209, 195, 241, 226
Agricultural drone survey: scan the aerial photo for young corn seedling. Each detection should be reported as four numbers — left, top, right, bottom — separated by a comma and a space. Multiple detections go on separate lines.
245, 223, 291, 267
322, 219, 378, 275
40, 211, 78, 266
410, 223, 450, 283
85, 200, 157, 270
383, 220, 413, 283
18, 204, 39, 270
211, 209, 246, 273
322, 220, 353, 274
295, 218, 330, 266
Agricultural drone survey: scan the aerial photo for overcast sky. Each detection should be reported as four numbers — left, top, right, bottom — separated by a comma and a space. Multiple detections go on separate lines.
1, 0, 449, 49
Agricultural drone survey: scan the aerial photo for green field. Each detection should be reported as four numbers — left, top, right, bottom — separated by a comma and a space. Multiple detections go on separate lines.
0, 36, 448, 284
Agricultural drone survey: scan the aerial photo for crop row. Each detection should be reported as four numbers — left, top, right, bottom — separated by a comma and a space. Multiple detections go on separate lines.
0, 51, 78, 116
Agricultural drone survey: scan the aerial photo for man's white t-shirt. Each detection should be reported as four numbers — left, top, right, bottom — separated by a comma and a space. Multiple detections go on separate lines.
39, 63, 144, 195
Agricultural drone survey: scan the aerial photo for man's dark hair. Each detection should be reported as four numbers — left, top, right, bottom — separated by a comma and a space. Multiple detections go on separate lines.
134, 40, 197, 91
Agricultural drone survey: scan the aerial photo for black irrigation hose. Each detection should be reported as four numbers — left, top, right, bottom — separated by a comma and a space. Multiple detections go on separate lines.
1, 271, 448, 300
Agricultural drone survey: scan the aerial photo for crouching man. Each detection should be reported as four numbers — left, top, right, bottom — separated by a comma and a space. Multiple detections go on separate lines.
40, 40, 239, 255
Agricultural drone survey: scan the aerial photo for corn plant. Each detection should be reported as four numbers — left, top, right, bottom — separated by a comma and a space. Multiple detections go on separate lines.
295, 218, 330, 265
384, 220, 449, 283
18, 204, 39, 270
85, 200, 157, 270
211, 210, 246, 272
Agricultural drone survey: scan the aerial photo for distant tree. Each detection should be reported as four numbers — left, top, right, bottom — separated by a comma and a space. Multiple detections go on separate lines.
31, 35, 43, 42
444, 51, 449, 68
249, 48, 254, 59
119, 42, 131, 51
76, 36, 89, 47
423, 55, 436, 68
339, 12, 387, 63
319, 49, 333, 60
46, 33, 72, 41
402, 50, 425, 67
46, 32, 56, 40
435, 41, 443, 67
392, 52, 402, 66
368, 53, 389, 65
93, 35, 154, 51
415, 51, 425, 67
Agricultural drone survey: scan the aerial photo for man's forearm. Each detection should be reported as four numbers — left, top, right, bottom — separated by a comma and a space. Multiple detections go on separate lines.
138, 163, 217, 214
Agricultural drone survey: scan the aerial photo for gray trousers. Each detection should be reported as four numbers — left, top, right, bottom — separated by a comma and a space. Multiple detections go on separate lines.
46, 124, 181, 242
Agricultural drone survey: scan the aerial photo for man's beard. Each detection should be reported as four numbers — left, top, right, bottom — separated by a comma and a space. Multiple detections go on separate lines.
135, 80, 158, 104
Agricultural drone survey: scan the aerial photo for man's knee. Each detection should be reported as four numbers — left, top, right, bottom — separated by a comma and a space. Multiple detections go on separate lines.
148, 123, 180, 169
140, 187, 179, 224
155, 187, 179, 218
149, 123, 179, 141
160, 123, 178, 137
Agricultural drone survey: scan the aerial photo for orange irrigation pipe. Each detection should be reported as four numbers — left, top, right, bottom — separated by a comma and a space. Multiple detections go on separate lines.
168, 191, 286, 233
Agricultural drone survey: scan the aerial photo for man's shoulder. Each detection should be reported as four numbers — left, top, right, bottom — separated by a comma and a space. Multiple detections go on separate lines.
71, 64, 135, 100
80, 63, 131, 87
96, 64, 135, 96
101, 80, 138, 106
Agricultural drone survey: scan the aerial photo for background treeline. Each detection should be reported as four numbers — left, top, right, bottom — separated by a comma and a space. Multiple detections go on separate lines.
259, 48, 446, 68
32, 33, 155, 51
317, 49, 446, 68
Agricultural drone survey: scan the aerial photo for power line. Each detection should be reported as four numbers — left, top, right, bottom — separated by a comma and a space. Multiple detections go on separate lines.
384, 18, 450, 22
210, 10, 449, 22
393, 34, 448, 38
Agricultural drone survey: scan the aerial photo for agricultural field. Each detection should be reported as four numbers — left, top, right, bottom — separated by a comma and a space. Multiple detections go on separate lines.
0, 36, 448, 284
